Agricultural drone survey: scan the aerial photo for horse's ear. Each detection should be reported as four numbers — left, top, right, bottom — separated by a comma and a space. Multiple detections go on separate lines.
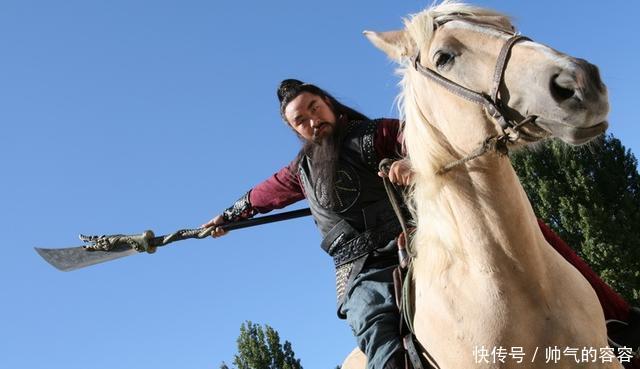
363, 30, 413, 61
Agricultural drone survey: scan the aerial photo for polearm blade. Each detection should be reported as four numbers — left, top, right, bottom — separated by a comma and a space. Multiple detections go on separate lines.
35, 244, 139, 272
35, 208, 312, 272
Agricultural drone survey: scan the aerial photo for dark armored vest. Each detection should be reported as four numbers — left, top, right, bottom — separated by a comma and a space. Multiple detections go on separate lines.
298, 119, 401, 312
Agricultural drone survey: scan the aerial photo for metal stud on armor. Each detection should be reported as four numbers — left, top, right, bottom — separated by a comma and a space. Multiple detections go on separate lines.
298, 119, 402, 314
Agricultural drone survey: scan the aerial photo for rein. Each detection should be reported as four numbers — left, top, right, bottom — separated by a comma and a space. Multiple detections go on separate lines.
379, 159, 440, 369
410, 30, 537, 174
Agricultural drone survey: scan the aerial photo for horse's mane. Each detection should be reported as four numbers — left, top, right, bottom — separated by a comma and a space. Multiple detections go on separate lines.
398, 2, 516, 276
403, 1, 514, 51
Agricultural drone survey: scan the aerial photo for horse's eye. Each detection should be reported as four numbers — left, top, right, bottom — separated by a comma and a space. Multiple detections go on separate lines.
434, 51, 455, 69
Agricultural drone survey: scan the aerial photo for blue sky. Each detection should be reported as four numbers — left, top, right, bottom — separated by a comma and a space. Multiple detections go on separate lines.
1, 1, 639, 369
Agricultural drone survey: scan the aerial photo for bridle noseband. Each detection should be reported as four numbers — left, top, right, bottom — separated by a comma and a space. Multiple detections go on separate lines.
410, 23, 539, 173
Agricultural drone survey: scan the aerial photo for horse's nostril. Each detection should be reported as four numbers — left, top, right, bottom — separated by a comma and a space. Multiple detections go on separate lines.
550, 73, 576, 103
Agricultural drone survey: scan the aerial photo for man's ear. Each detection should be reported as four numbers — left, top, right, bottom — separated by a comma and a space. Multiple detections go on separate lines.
363, 30, 414, 61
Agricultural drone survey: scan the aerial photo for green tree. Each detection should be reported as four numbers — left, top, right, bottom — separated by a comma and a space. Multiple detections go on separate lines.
222, 321, 303, 369
510, 134, 640, 304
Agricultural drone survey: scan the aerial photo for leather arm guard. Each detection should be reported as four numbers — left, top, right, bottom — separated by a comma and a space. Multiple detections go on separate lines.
222, 191, 258, 222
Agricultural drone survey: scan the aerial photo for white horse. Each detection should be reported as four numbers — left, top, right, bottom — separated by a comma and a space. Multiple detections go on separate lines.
345, 2, 618, 368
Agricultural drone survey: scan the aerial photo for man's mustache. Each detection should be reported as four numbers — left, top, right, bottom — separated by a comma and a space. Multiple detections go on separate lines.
312, 122, 331, 142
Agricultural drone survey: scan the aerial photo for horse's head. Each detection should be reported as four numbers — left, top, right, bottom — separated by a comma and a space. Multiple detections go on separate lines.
365, 2, 609, 164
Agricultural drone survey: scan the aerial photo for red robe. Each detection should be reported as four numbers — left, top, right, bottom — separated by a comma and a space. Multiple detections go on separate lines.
537, 219, 630, 321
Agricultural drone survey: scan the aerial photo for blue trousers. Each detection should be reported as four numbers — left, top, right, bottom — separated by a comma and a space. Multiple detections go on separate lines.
339, 259, 403, 369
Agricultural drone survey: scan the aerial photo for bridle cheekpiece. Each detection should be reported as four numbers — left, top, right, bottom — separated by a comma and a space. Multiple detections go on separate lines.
409, 19, 539, 173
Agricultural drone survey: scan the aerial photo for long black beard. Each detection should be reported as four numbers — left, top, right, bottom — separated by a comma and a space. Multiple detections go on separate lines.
302, 122, 345, 209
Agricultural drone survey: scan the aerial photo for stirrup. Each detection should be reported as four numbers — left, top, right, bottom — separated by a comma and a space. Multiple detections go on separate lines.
607, 318, 640, 358
607, 306, 640, 358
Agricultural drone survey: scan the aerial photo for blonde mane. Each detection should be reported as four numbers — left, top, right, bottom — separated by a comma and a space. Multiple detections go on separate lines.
402, 1, 514, 60
398, 2, 517, 276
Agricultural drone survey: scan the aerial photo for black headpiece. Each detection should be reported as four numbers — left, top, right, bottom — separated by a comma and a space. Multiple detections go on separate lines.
277, 79, 312, 120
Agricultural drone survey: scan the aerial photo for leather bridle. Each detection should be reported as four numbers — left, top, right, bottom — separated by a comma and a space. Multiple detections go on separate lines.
409, 22, 539, 173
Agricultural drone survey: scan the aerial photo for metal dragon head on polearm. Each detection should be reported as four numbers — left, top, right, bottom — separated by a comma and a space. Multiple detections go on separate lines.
34, 208, 312, 271
79, 231, 159, 253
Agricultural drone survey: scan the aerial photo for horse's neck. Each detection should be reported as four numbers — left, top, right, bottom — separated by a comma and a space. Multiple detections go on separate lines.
425, 154, 547, 272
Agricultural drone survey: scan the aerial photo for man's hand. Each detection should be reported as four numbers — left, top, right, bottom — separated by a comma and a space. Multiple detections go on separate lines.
201, 215, 228, 238
378, 159, 413, 186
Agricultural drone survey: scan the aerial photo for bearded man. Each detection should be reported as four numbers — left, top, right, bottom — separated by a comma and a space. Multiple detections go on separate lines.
204, 79, 639, 369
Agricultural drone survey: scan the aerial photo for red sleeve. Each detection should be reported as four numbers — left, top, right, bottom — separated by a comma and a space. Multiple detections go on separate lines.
374, 118, 404, 160
248, 159, 305, 213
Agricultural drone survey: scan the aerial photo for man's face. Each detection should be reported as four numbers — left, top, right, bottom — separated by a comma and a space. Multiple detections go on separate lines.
284, 92, 337, 143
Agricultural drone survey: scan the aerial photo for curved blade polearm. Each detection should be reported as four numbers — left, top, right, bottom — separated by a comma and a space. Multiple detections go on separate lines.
34, 207, 312, 272
35, 244, 139, 272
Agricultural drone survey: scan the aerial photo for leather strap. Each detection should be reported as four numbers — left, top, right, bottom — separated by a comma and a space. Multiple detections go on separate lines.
411, 34, 531, 132
403, 335, 425, 369
490, 35, 530, 103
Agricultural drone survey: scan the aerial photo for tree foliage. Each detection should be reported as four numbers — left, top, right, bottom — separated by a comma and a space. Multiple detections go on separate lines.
510, 134, 640, 304
221, 321, 303, 369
